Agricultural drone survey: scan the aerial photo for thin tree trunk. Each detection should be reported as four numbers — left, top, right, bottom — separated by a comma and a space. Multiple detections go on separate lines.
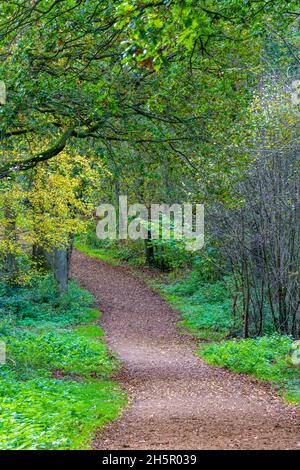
144, 229, 154, 266
53, 249, 68, 295
4, 201, 17, 279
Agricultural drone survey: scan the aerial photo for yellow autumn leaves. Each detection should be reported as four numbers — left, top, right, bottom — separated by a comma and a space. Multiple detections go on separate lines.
0, 149, 105, 265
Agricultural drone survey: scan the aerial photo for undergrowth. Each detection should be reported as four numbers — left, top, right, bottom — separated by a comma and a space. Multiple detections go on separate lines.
198, 336, 300, 403
156, 270, 238, 340
0, 275, 125, 449
0, 275, 96, 327
198, 335, 296, 381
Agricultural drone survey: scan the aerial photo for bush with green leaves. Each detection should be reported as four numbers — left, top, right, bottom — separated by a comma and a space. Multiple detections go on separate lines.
150, 238, 193, 271
192, 246, 223, 283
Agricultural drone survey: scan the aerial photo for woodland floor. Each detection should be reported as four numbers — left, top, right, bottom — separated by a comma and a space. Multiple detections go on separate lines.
71, 250, 300, 450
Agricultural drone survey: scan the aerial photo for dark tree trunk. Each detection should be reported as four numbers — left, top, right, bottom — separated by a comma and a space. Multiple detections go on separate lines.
32, 245, 50, 269
144, 229, 154, 266
4, 202, 17, 279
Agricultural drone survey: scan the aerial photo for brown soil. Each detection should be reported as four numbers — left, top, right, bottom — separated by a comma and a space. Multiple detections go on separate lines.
71, 250, 299, 450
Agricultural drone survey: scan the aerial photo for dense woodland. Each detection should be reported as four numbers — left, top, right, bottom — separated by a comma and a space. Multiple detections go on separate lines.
0, 0, 299, 450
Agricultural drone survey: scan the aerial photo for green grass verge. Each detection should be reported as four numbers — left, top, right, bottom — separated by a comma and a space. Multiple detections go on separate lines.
74, 243, 122, 266
75, 241, 145, 267
0, 276, 126, 449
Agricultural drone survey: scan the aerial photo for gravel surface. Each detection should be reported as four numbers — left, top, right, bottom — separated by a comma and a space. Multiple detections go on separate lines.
71, 250, 299, 450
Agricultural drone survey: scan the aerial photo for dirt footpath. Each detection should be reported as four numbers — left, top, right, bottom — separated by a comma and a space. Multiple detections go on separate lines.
71, 250, 299, 450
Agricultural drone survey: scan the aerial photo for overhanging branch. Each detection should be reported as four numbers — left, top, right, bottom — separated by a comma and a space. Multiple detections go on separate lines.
0, 127, 74, 178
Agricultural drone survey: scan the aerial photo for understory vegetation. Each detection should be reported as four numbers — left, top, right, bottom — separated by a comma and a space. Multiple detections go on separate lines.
0, 275, 125, 450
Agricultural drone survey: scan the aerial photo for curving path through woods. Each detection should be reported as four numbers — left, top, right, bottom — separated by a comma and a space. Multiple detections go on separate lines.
71, 250, 299, 450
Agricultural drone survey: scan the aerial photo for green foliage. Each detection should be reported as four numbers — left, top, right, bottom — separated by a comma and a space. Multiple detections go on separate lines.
178, 301, 234, 341
198, 335, 298, 382
4, 328, 116, 379
0, 375, 125, 450
151, 238, 193, 271
77, 235, 192, 271
158, 267, 236, 340
0, 0, 298, 447
0, 275, 94, 327
75, 238, 145, 267
192, 248, 223, 283
0, 275, 125, 449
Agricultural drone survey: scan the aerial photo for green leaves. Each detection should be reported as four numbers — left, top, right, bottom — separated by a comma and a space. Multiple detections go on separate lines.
0, 377, 125, 449
0, 274, 125, 449
6, 328, 116, 378
0, 275, 94, 327
1, 0, 297, 178
199, 335, 295, 382
160, 274, 234, 340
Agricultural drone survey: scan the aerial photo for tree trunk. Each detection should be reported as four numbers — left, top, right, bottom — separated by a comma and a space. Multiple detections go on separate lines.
4, 201, 17, 279
53, 235, 74, 295
53, 249, 68, 295
144, 229, 154, 266
32, 245, 50, 269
